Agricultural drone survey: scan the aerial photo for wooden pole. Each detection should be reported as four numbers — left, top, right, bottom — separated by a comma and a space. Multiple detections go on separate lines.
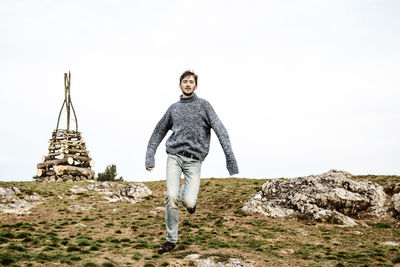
64, 72, 71, 131
55, 71, 79, 132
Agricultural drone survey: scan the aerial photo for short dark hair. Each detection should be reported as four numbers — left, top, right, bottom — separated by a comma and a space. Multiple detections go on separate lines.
179, 70, 198, 85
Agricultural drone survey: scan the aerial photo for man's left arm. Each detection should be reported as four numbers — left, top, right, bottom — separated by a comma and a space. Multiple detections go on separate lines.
205, 101, 239, 175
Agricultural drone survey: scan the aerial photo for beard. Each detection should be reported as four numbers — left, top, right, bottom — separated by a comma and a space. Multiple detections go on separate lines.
182, 89, 194, 96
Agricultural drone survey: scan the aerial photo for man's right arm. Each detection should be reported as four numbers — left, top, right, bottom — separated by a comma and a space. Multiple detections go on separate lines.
145, 107, 173, 169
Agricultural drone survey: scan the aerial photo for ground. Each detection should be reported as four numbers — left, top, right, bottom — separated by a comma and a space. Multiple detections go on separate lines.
0, 175, 400, 266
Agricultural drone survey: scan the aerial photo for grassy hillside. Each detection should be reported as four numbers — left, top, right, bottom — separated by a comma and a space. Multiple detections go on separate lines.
0, 176, 399, 266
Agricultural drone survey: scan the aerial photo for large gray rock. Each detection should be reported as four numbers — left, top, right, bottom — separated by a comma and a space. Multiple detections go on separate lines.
0, 186, 41, 215
0, 187, 21, 202
69, 182, 124, 194
243, 170, 389, 226
69, 182, 152, 203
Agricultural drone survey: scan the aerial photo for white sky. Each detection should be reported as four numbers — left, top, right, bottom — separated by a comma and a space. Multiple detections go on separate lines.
1, 0, 399, 182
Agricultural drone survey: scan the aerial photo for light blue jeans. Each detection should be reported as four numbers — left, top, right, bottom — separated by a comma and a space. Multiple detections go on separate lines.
165, 153, 202, 243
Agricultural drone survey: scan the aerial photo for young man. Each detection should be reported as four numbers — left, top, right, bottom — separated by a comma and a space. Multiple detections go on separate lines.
145, 70, 239, 254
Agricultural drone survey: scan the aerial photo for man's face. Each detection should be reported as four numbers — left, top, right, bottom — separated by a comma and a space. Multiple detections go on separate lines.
180, 75, 197, 97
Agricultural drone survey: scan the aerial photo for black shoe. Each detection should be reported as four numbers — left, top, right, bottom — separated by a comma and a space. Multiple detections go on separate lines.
157, 241, 176, 254
187, 205, 196, 214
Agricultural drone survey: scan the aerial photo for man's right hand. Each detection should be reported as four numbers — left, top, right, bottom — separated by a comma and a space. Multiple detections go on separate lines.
146, 167, 153, 171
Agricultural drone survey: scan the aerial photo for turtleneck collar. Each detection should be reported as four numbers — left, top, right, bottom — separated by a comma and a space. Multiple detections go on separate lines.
180, 93, 198, 103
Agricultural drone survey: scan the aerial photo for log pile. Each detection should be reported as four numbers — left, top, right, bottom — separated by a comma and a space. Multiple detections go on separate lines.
36, 130, 95, 182
36, 71, 95, 182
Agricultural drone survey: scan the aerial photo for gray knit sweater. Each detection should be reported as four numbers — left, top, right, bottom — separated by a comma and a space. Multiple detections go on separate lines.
145, 94, 239, 175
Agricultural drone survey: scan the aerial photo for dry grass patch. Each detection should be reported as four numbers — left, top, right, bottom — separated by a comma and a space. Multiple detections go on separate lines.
1, 177, 400, 266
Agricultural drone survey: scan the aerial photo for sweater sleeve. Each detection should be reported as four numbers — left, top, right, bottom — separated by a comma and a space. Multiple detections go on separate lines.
205, 101, 239, 175
145, 107, 173, 168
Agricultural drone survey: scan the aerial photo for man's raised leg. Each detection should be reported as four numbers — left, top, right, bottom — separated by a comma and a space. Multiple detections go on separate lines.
180, 157, 202, 214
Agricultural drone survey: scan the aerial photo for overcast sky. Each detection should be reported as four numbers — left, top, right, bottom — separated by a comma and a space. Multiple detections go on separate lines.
1, 0, 399, 182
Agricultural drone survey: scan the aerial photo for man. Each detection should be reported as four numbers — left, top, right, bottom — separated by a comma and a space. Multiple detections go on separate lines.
145, 70, 239, 254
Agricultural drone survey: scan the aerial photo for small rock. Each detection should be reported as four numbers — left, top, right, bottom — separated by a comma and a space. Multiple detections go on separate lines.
279, 249, 294, 255
223, 215, 235, 221
382, 241, 399, 246
68, 205, 92, 211
24, 195, 40, 202
104, 196, 120, 203
69, 185, 88, 194
392, 193, 400, 213
150, 207, 164, 215
296, 228, 308, 236
185, 254, 253, 267
185, 254, 200, 261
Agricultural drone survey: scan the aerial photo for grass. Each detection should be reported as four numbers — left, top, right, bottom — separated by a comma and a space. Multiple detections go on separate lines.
0, 176, 400, 266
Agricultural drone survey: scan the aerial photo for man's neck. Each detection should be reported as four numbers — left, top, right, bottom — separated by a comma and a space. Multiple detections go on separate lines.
180, 93, 197, 103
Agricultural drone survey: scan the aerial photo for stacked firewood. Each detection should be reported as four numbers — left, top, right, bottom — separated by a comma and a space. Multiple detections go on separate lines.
36, 129, 95, 182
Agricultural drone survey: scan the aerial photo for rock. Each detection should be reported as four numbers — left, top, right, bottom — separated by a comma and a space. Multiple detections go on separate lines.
150, 206, 164, 215
186, 254, 200, 261
278, 249, 295, 256
69, 185, 88, 194
0, 200, 38, 215
185, 254, 253, 267
119, 183, 152, 200
243, 170, 389, 226
0, 187, 21, 202
68, 204, 92, 211
0, 187, 41, 214
394, 183, 400, 194
104, 183, 152, 203
24, 195, 40, 202
243, 200, 295, 218
382, 241, 399, 246
68, 182, 152, 204
392, 193, 400, 213
87, 182, 124, 191
223, 215, 235, 221
296, 228, 308, 236
253, 193, 262, 200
